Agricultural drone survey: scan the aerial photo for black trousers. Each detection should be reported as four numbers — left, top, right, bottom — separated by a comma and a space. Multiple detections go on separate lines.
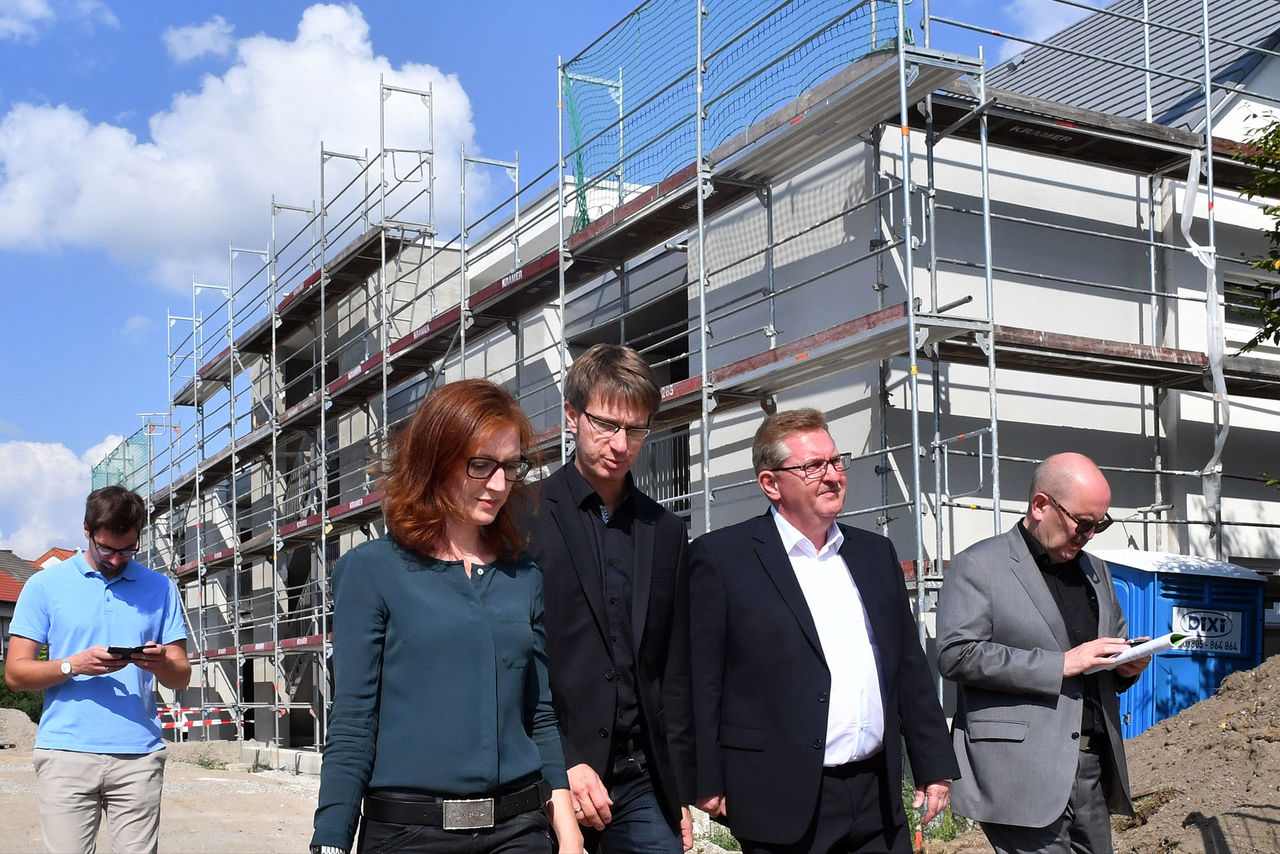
356, 809, 552, 854
740, 753, 910, 854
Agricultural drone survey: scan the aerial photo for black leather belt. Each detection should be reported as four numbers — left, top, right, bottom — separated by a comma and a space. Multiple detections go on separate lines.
612, 734, 642, 757
362, 780, 550, 830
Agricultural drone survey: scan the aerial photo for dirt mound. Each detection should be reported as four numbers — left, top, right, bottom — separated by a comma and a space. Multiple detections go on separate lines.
928, 655, 1280, 854
0, 709, 37, 753
1116, 654, 1280, 853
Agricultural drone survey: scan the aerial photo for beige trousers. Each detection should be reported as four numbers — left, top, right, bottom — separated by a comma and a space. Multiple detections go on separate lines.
33, 747, 166, 854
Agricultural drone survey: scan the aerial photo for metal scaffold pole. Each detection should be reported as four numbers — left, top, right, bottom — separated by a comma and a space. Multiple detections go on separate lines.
695, 0, 713, 534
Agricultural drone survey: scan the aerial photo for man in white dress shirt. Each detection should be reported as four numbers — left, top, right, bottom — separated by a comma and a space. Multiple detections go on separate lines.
688, 408, 958, 853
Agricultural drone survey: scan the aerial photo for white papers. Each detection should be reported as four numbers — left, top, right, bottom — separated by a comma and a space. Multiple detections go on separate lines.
1084, 632, 1189, 674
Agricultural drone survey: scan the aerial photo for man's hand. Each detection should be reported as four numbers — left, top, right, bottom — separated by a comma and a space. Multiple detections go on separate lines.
680, 805, 693, 851
912, 780, 951, 825
127, 643, 166, 675
1063, 637, 1132, 677
71, 646, 132, 677
1115, 654, 1152, 679
695, 794, 726, 820
567, 763, 612, 829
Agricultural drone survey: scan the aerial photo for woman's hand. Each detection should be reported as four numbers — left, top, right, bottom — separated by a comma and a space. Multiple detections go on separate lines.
548, 787, 586, 853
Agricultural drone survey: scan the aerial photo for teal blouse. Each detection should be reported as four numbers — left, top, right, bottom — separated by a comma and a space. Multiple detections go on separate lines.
311, 537, 568, 850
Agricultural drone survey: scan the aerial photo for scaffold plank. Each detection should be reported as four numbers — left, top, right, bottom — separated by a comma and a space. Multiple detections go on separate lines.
916, 88, 1256, 192
713, 47, 970, 183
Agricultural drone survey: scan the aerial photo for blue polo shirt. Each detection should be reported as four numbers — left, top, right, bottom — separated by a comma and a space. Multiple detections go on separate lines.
9, 552, 187, 754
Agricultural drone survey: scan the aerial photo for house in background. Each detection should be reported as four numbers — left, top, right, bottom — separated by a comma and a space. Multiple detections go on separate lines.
30, 547, 75, 570
0, 550, 37, 660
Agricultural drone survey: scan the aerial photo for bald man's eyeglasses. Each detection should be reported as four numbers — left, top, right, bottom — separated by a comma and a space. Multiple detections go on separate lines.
1043, 493, 1114, 536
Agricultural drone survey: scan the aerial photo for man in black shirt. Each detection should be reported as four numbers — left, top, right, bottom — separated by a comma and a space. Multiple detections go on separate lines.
526, 344, 695, 853
936, 452, 1150, 854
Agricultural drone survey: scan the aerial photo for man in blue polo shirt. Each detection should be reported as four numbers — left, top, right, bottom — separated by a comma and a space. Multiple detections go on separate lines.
5, 485, 190, 854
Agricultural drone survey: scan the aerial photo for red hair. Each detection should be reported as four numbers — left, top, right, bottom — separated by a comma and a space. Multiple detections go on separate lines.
381, 379, 534, 560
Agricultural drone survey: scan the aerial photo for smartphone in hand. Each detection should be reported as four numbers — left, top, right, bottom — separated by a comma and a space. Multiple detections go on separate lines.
107, 645, 148, 657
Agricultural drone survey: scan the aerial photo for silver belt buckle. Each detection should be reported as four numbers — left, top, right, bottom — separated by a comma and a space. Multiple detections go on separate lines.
442, 797, 496, 830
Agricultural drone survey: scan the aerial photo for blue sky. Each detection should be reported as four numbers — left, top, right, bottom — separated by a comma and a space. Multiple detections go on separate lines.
0, 0, 1095, 556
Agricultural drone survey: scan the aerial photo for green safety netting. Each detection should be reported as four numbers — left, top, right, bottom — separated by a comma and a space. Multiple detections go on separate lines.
561, 0, 901, 232
91, 424, 161, 495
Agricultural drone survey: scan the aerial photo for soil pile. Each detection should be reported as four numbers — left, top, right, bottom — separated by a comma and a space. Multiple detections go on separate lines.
1116, 653, 1280, 853
930, 654, 1280, 853
0, 709, 37, 752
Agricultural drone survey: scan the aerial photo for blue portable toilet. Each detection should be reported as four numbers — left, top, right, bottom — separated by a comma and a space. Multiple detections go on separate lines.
1093, 550, 1264, 740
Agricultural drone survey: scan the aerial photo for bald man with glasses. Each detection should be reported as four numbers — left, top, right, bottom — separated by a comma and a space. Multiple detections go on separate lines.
937, 452, 1150, 854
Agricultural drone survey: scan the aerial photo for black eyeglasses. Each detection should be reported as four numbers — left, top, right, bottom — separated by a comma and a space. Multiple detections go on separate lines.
92, 538, 139, 559
582, 410, 651, 443
466, 456, 532, 482
771, 453, 854, 481
1043, 493, 1114, 536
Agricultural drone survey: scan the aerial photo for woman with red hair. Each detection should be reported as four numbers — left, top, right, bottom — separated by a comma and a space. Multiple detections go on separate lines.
311, 379, 582, 854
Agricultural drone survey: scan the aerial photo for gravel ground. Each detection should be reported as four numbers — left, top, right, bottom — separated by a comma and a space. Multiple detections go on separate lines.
0, 711, 320, 853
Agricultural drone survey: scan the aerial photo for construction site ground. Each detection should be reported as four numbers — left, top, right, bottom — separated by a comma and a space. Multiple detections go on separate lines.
3, 652, 1278, 854
0, 709, 735, 853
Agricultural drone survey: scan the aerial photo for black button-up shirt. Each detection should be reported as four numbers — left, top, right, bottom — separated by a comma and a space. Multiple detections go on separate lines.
563, 461, 642, 744
1018, 521, 1106, 738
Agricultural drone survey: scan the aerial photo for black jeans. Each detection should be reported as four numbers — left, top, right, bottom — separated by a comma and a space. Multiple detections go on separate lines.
582, 748, 682, 854
357, 809, 552, 854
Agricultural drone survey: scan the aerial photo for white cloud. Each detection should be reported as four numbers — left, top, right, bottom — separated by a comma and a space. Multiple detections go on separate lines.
0, 438, 119, 557
119, 314, 151, 336
72, 0, 116, 30
0, 0, 53, 40
0, 0, 115, 41
0, 3, 475, 289
999, 0, 1099, 60
163, 15, 233, 62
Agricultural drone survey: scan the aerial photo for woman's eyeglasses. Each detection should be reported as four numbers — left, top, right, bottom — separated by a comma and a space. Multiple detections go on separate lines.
466, 456, 532, 482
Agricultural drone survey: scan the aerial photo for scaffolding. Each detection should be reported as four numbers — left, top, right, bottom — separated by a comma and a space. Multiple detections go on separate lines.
102, 0, 1280, 757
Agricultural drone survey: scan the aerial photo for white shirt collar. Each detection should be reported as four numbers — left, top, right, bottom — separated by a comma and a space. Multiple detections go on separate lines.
770, 506, 844, 558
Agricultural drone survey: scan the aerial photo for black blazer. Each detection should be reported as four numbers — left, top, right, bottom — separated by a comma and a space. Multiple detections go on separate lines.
523, 465, 696, 824
689, 512, 960, 846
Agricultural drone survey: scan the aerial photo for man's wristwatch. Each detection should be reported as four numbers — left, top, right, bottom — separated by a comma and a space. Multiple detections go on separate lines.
309, 846, 345, 854
59, 659, 72, 677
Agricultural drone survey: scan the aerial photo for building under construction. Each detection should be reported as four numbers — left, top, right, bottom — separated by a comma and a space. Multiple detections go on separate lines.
94, 0, 1280, 755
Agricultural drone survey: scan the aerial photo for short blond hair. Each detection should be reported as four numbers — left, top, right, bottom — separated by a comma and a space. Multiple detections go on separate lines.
752, 409, 829, 474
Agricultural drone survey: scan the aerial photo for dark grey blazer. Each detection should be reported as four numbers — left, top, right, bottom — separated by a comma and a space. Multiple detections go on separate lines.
936, 527, 1135, 827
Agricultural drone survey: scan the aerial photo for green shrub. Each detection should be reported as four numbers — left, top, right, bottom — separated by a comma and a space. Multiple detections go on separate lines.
0, 663, 44, 724
902, 779, 976, 843
703, 822, 741, 851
